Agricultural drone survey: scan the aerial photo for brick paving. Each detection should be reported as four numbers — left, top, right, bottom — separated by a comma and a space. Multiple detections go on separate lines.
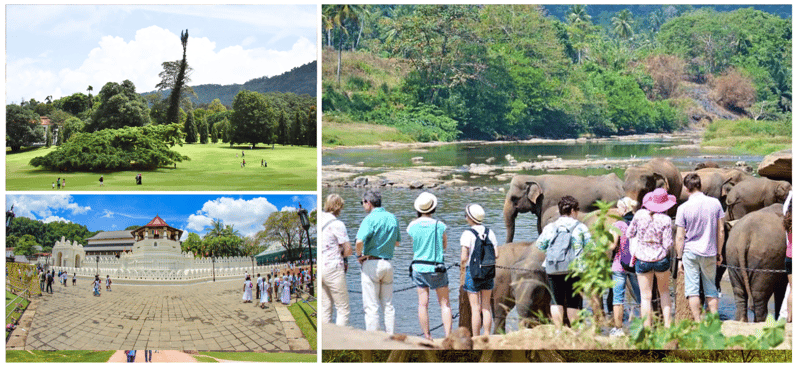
23, 279, 312, 351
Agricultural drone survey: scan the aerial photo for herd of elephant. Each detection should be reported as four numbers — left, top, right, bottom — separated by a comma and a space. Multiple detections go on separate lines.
494, 157, 791, 331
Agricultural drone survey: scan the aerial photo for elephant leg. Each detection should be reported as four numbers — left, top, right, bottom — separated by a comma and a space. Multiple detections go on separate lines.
728, 269, 749, 322
492, 297, 514, 334
772, 275, 787, 321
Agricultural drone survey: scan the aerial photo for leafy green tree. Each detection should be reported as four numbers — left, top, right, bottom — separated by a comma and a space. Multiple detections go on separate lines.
324, 5, 361, 84
258, 210, 305, 261
14, 234, 39, 256
241, 236, 264, 275
166, 30, 190, 125
6, 104, 45, 152
206, 98, 227, 114
210, 123, 219, 143
184, 106, 198, 144
45, 125, 52, 148
229, 90, 275, 147
87, 80, 150, 131
182, 232, 203, 256
277, 112, 288, 145
305, 105, 317, 147
30, 124, 189, 171
56, 92, 91, 116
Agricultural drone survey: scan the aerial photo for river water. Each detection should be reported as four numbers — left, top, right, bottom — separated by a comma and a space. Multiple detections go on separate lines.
322, 137, 777, 338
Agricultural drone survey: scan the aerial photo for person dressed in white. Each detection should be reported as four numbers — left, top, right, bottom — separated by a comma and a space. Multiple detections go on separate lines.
260, 275, 269, 308
459, 204, 499, 337
242, 276, 253, 303
281, 276, 292, 304
321, 194, 352, 326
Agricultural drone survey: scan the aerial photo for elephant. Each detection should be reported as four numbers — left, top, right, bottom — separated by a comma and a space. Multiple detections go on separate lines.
725, 204, 788, 322
623, 158, 682, 213
491, 242, 550, 333
678, 171, 728, 204
725, 177, 791, 221
696, 167, 750, 188
503, 174, 624, 243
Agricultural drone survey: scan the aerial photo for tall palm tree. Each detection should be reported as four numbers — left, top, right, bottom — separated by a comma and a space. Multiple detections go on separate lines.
87, 85, 93, 108
323, 5, 361, 84
204, 219, 225, 239
567, 4, 591, 27
612, 9, 634, 41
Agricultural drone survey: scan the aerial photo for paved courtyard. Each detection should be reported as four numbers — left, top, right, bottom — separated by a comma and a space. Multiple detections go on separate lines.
23, 279, 311, 351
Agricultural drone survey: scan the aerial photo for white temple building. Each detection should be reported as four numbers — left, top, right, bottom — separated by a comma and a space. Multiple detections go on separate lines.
50, 216, 272, 283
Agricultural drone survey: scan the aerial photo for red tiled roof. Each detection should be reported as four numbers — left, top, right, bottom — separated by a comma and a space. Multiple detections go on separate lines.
40, 116, 52, 125
144, 215, 168, 227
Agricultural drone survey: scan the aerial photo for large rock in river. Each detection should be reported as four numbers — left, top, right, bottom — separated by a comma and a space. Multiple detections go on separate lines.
758, 149, 791, 181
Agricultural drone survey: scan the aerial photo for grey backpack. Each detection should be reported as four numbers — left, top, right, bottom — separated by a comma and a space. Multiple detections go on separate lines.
545, 222, 581, 275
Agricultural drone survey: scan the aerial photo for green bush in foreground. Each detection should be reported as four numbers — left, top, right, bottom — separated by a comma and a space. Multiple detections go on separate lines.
30, 124, 189, 171
630, 313, 785, 350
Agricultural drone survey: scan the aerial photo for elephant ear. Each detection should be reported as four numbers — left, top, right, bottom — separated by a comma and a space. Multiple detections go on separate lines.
721, 178, 735, 197
525, 181, 543, 206
776, 182, 791, 202
653, 172, 670, 192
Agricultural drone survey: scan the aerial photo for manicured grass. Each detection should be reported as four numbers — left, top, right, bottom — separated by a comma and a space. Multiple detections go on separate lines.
288, 299, 317, 351
198, 352, 316, 362
193, 355, 219, 362
703, 118, 791, 155
323, 117, 413, 147
6, 291, 30, 339
5, 350, 116, 362
6, 142, 317, 191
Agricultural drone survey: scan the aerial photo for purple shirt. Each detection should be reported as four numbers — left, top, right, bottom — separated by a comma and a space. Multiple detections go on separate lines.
675, 192, 725, 257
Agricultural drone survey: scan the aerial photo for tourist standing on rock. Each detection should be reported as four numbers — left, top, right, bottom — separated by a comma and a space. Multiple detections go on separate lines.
407, 192, 452, 340
460, 203, 499, 337
608, 197, 641, 337
243, 275, 253, 303
675, 174, 724, 323
356, 190, 400, 335
537, 196, 591, 330
628, 188, 676, 329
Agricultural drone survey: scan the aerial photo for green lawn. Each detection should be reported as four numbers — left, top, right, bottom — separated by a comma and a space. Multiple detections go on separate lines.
288, 299, 317, 351
197, 352, 316, 362
5, 350, 116, 362
6, 291, 30, 340
6, 142, 317, 191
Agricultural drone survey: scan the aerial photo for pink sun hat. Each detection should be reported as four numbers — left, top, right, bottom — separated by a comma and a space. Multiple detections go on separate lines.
642, 188, 677, 213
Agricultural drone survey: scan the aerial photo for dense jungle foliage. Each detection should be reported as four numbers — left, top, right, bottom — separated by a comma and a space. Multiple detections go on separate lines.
321, 5, 791, 142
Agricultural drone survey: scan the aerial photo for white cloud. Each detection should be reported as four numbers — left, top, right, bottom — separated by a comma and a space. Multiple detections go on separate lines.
42, 216, 71, 224
102, 210, 114, 218
179, 230, 189, 242
6, 195, 91, 220
186, 197, 278, 237
8, 25, 316, 100
281, 206, 297, 212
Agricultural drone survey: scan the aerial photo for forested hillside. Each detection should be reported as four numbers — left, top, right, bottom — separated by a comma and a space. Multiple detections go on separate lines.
322, 5, 791, 143
144, 60, 316, 107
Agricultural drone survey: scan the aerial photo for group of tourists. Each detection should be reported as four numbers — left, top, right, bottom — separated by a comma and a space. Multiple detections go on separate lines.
51, 177, 65, 189
321, 172, 793, 338
38, 269, 77, 294
321, 190, 498, 339
243, 269, 312, 306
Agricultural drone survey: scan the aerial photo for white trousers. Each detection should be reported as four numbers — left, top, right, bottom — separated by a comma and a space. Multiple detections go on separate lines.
361, 259, 395, 334
321, 264, 350, 326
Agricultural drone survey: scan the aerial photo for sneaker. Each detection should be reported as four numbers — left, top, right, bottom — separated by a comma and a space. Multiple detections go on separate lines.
609, 327, 625, 337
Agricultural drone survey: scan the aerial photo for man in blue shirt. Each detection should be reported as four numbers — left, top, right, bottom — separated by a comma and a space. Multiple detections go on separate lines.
356, 190, 400, 334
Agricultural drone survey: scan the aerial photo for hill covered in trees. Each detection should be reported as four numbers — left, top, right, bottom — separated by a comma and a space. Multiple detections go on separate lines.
144, 60, 316, 107
322, 5, 791, 143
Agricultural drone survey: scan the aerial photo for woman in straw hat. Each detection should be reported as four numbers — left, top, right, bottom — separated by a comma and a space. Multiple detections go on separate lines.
626, 188, 676, 328
459, 203, 499, 337
407, 192, 452, 340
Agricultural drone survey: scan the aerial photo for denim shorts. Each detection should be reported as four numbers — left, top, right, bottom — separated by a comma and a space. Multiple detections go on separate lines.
683, 252, 718, 298
635, 257, 670, 274
412, 269, 448, 290
463, 267, 493, 293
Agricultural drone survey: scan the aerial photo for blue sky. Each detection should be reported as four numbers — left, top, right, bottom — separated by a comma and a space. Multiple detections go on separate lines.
6, 5, 317, 103
5, 194, 317, 239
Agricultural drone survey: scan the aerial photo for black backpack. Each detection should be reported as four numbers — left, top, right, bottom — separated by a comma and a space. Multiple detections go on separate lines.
468, 228, 496, 281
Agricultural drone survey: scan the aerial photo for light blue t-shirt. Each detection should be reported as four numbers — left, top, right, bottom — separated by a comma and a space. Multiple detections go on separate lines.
407, 217, 447, 273
356, 207, 400, 259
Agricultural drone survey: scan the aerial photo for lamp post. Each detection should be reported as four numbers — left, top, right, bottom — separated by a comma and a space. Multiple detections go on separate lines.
297, 204, 314, 297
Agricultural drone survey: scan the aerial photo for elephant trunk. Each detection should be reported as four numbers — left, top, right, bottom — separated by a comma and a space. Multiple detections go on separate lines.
504, 198, 518, 243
